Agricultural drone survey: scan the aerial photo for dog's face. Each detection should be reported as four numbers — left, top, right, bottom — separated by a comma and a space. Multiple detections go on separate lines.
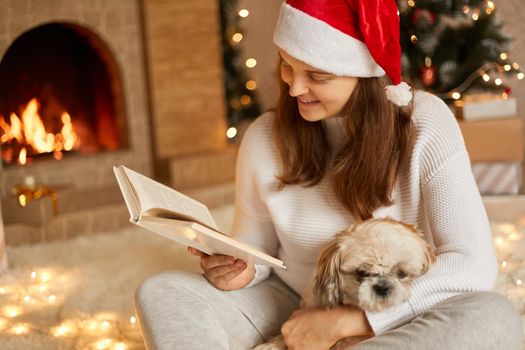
314, 218, 435, 312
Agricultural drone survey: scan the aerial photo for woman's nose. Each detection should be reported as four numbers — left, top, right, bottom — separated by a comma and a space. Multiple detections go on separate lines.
288, 76, 309, 97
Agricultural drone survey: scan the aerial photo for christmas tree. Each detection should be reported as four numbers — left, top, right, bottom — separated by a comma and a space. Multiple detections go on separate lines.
398, 0, 524, 101
218, 0, 261, 136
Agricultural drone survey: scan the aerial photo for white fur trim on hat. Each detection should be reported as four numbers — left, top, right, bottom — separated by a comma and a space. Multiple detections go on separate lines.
273, 3, 385, 77
385, 82, 412, 106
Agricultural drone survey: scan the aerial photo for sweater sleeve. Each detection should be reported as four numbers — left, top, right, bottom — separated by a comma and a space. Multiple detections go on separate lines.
230, 114, 280, 287
365, 94, 498, 334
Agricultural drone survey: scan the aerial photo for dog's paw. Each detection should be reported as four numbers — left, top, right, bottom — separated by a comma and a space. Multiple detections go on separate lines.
251, 335, 286, 350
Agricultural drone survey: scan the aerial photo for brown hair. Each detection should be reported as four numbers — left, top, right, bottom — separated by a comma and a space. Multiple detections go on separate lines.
274, 69, 416, 221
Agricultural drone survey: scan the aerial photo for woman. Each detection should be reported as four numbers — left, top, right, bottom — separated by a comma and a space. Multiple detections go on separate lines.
134, 1, 523, 349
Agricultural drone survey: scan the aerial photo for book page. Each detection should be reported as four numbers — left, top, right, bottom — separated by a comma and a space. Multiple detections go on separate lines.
137, 216, 285, 269
122, 166, 218, 231
113, 166, 140, 221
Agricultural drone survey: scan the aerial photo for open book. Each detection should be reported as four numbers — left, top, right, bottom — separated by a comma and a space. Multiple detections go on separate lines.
113, 165, 285, 269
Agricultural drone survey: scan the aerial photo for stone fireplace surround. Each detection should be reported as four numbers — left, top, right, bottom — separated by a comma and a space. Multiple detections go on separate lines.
0, 0, 152, 244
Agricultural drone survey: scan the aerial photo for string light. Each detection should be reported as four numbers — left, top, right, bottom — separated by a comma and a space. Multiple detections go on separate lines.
410, 35, 418, 43
12, 323, 29, 335
513, 63, 520, 70
240, 95, 251, 105
407, 0, 415, 7
231, 33, 243, 43
500, 52, 508, 60
494, 78, 502, 86
245, 80, 257, 90
238, 9, 249, 18
482, 73, 490, 82
245, 58, 257, 68
129, 316, 137, 325
451, 92, 461, 100
518, 72, 524, 80
226, 127, 238, 139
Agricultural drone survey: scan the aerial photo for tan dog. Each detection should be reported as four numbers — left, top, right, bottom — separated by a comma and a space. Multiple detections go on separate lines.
253, 218, 435, 350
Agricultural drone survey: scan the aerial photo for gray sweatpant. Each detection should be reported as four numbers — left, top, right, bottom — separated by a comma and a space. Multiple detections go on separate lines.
134, 270, 523, 350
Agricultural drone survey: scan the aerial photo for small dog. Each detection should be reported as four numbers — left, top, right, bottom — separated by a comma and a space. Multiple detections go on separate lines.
253, 218, 435, 350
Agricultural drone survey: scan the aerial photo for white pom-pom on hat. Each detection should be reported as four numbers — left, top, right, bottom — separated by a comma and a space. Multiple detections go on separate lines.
385, 82, 413, 107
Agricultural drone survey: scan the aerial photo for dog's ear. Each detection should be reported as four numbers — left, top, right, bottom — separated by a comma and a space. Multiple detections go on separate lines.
421, 243, 436, 274
314, 238, 343, 308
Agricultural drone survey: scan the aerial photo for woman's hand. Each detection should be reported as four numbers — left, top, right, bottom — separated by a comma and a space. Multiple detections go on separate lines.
187, 247, 255, 291
281, 306, 373, 350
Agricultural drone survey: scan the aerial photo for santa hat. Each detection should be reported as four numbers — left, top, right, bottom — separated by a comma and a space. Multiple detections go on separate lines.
273, 0, 412, 107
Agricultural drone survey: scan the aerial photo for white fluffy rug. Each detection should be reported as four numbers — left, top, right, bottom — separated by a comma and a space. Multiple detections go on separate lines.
0, 204, 524, 349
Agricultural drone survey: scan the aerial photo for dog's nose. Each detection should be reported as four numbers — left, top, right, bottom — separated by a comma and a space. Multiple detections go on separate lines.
373, 281, 391, 297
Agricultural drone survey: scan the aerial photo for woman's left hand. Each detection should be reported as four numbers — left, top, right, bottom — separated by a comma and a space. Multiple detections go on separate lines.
281, 306, 373, 350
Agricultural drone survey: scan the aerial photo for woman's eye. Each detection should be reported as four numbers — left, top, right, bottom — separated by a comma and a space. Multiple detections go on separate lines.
310, 75, 331, 83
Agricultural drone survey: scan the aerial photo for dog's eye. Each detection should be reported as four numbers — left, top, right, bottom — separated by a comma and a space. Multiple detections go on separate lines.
356, 269, 369, 278
397, 270, 407, 279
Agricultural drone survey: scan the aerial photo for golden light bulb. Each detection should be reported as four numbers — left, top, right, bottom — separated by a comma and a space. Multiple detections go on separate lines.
31, 271, 37, 279
114, 342, 127, 350
408, 0, 415, 7
451, 92, 461, 100
463, 5, 470, 14
516, 279, 523, 286
232, 33, 243, 43
472, 12, 479, 21
240, 95, 251, 106
245, 58, 257, 68
517, 72, 524, 80
238, 9, 249, 18
0, 287, 6, 294
487, 1, 495, 9
12, 323, 29, 335
500, 52, 508, 60
410, 35, 417, 43
4, 306, 22, 318
501, 260, 508, 268
482, 73, 490, 82
130, 316, 137, 324
512, 63, 520, 70
226, 127, 238, 139
40, 272, 50, 283
504, 64, 511, 71
48, 294, 57, 303
23, 295, 31, 303
494, 78, 502, 86
245, 80, 257, 90
101, 320, 111, 330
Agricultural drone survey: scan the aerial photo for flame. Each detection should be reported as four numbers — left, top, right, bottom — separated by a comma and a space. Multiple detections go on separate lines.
0, 98, 80, 164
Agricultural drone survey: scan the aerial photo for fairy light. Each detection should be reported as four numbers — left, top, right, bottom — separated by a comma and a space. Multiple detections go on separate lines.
240, 95, 251, 105
472, 10, 479, 21
504, 64, 511, 71
48, 294, 57, 303
410, 35, 418, 43
482, 73, 490, 82
0, 287, 6, 294
463, 5, 470, 14
517, 72, 524, 80
130, 316, 137, 325
500, 52, 508, 60
232, 33, 243, 43
4, 305, 22, 318
40, 272, 51, 283
407, 0, 415, 7
12, 323, 29, 335
31, 271, 37, 279
238, 9, 249, 18
101, 320, 111, 330
23, 295, 31, 303
494, 78, 502, 86
501, 260, 508, 269
114, 343, 127, 350
451, 92, 461, 100
245, 58, 257, 68
517, 279, 523, 286
245, 80, 257, 90
226, 127, 238, 139
512, 63, 520, 70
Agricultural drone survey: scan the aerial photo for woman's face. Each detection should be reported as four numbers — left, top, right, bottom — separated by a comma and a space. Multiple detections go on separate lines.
279, 50, 359, 122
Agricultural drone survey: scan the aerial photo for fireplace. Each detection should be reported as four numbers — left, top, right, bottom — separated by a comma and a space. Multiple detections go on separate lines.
0, 22, 128, 165
0, 1, 152, 244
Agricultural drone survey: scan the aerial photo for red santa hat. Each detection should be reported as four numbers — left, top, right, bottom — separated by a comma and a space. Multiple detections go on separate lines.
273, 0, 412, 107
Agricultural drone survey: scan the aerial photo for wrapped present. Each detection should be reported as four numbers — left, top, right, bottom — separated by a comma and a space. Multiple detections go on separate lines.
454, 93, 517, 121
472, 161, 522, 195
458, 117, 523, 163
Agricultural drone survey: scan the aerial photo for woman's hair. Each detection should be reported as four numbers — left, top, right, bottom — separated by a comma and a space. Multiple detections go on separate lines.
273, 63, 416, 221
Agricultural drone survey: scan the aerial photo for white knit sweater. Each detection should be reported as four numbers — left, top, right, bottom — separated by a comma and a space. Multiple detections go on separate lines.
231, 91, 498, 335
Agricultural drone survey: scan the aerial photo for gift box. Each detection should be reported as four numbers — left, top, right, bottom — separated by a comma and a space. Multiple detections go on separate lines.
454, 93, 517, 121
471, 161, 522, 195
458, 117, 523, 163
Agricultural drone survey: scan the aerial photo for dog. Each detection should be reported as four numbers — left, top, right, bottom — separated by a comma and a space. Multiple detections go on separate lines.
252, 218, 435, 350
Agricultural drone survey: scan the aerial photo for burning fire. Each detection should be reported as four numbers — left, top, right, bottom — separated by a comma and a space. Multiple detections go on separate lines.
0, 98, 80, 165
